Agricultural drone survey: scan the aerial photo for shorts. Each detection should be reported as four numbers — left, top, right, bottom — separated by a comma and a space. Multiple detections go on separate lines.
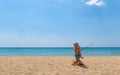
75, 54, 81, 59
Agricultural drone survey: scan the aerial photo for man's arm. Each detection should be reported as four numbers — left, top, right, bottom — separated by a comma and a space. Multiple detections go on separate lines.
79, 49, 84, 59
81, 56, 84, 59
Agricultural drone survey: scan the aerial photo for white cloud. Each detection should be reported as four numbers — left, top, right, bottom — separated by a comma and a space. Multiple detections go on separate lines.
86, 0, 105, 6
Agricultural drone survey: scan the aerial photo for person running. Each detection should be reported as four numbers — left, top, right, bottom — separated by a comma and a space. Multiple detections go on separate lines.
72, 43, 84, 65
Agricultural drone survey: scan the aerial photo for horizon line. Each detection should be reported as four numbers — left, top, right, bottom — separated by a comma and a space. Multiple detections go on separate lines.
0, 47, 120, 48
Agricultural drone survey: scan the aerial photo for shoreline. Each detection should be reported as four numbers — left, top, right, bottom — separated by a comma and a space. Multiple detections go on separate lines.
0, 56, 120, 75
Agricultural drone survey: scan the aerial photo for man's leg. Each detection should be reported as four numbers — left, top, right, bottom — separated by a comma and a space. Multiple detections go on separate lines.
78, 59, 84, 65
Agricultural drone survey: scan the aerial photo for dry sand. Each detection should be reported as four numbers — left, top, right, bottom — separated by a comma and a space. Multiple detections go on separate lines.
0, 56, 120, 75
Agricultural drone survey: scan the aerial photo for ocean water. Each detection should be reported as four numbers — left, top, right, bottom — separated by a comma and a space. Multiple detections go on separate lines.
0, 47, 120, 56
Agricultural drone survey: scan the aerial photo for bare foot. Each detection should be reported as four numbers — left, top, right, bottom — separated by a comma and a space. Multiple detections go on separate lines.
72, 61, 77, 65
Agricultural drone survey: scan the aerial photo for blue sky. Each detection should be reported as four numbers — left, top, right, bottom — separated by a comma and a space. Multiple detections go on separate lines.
0, 0, 120, 47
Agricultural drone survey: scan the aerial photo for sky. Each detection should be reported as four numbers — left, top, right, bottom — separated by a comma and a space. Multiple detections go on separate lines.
0, 0, 120, 47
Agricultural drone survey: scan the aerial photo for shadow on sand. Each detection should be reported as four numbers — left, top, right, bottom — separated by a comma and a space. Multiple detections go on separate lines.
72, 61, 88, 69
72, 63, 88, 69
78, 64, 88, 69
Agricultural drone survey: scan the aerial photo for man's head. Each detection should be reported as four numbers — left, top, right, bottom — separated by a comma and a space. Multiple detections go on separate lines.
73, 43, 79, 46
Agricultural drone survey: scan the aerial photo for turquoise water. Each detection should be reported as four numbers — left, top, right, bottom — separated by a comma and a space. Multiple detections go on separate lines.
0, 47, 120, 56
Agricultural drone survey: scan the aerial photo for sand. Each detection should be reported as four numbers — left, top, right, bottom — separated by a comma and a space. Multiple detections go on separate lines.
0, 56, 120, 75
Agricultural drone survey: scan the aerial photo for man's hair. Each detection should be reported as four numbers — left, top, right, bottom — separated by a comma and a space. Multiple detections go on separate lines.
73, 42, 78, 45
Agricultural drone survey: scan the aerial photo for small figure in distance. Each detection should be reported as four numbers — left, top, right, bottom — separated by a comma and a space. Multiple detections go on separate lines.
72, 43, 84, 65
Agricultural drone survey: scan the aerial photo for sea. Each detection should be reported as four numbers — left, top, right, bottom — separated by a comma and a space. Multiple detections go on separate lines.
0, 47, 120, 56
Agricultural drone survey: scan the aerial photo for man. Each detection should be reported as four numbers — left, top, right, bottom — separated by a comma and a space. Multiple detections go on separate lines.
73, 43, 84, 65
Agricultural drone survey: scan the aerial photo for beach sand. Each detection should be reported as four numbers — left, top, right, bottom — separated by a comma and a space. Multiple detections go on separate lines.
0, 56, 120, 75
